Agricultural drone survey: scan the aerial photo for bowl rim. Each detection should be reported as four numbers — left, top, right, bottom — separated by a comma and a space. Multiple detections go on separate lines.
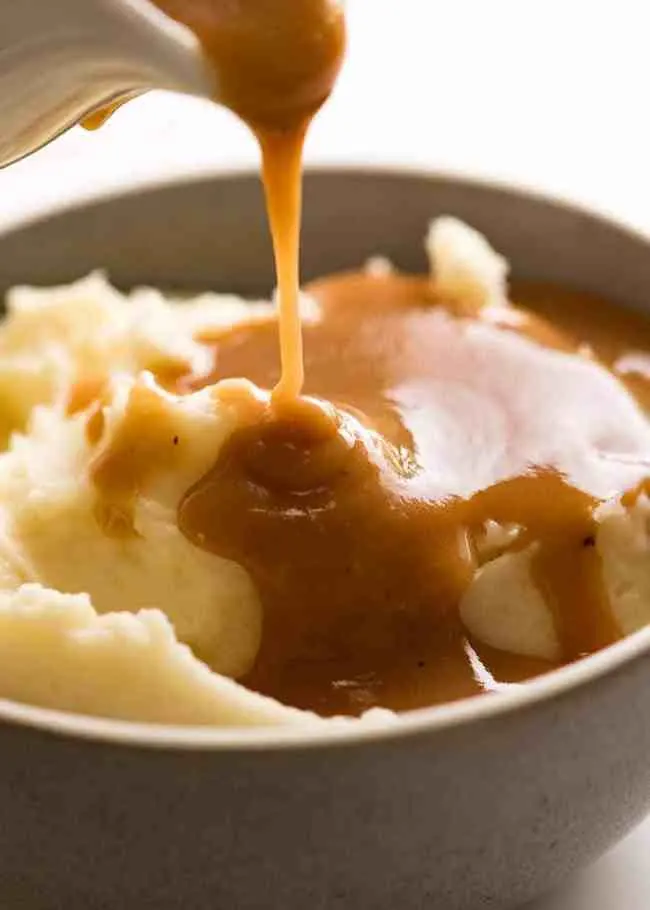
3, 162, 650, 753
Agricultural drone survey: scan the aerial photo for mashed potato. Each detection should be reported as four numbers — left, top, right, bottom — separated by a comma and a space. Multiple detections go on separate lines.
0, 219, 647, 726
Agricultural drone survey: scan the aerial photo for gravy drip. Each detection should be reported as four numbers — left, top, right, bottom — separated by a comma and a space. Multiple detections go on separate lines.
175, 275, 650, 715
81, 97, 131, 131
91, 383, 183, 537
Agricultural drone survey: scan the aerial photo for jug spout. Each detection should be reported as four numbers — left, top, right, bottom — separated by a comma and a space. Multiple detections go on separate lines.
0, 0, 213, 167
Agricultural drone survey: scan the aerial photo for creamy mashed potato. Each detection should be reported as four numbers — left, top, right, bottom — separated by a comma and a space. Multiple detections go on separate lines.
462, 491, 650, 662
0, 219, 647, 726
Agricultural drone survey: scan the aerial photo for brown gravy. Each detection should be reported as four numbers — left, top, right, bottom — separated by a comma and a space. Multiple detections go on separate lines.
172, 275, 650, 714
80, 2, 650, 716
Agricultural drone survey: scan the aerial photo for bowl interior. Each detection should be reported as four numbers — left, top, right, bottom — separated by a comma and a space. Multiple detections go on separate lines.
1, 167, 650, 749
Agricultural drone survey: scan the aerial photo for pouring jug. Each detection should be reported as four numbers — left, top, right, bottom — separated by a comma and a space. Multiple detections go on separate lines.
0, 0, 213, 168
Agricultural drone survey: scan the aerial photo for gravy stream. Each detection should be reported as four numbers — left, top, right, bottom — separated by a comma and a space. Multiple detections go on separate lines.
151, 0, 346, 400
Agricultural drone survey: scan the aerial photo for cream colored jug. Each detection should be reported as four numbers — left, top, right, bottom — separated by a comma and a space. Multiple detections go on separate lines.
0, 0, 213, 167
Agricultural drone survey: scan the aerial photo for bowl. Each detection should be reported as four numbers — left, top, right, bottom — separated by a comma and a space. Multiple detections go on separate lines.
1, 169, 650, 910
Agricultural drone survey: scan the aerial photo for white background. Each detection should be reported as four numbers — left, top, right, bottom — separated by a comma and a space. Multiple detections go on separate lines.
2, 2, 650, 905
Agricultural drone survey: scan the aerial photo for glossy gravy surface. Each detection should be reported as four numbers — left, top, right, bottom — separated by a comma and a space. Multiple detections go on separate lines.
172, 276, 650, 715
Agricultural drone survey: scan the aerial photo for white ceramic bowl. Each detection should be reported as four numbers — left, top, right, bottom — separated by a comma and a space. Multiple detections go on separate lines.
1, 169, 650, 910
